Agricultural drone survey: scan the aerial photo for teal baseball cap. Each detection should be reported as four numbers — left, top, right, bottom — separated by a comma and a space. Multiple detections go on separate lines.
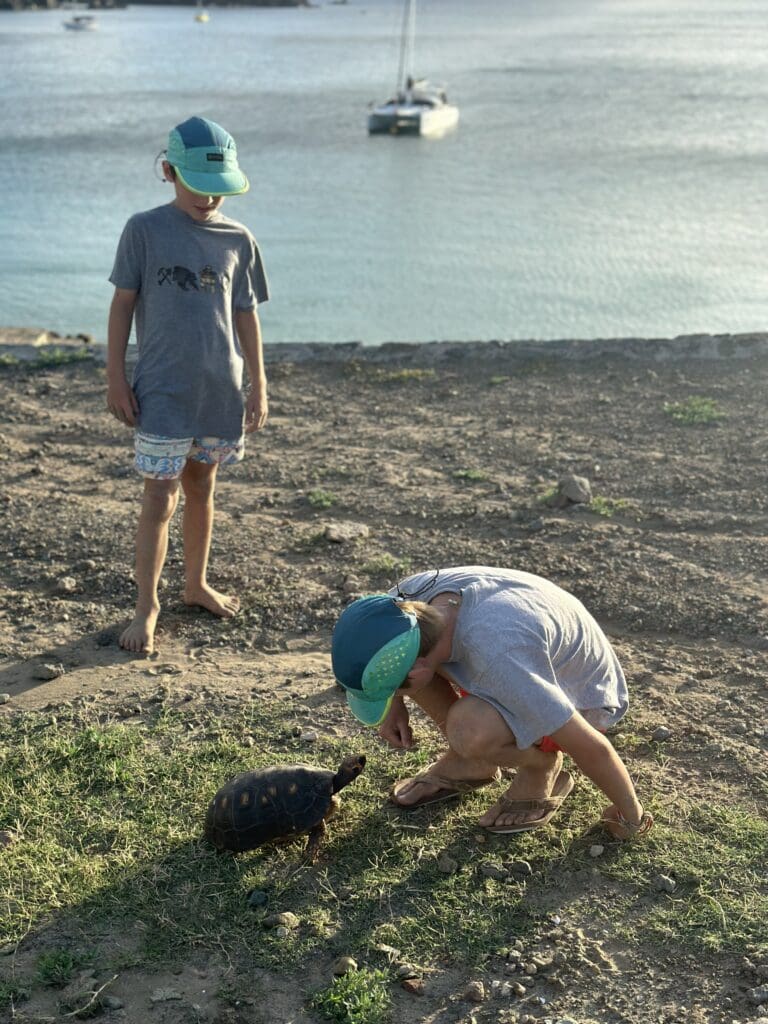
331, 595, 421, 726
166, 116, 249, 197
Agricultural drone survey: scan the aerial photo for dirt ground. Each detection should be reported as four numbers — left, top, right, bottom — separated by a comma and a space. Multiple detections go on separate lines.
1, 329, 768, 1024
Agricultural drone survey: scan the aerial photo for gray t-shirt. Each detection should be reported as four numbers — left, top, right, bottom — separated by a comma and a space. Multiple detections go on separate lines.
390, 567, 628, 749
109, 203, 268, 438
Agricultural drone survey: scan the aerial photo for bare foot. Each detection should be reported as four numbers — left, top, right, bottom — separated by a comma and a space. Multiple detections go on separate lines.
183, 584, 240, 618
119, 607, 159, 654
478, 756, 563, 830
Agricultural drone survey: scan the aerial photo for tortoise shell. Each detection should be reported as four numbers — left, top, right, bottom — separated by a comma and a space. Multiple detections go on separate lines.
203, 755, 366, 855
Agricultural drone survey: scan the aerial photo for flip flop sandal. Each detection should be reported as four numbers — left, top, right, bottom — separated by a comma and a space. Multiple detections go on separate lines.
482, 770, 575, 834
389, 764, 501, 809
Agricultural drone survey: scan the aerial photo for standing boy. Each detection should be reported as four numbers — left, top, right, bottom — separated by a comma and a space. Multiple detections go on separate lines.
332, 567, 653, 839
107, 116, 269, 654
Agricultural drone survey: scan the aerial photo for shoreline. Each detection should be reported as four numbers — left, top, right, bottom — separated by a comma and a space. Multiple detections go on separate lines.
3, 325, 768, 365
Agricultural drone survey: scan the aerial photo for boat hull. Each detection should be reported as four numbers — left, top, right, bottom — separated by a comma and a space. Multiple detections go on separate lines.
368, 103, 459, 137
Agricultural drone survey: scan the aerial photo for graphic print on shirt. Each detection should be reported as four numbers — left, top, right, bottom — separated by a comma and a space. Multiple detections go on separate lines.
156, 265, 231, 293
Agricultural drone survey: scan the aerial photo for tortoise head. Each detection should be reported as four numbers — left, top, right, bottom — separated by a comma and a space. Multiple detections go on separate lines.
332, 754, 366, 793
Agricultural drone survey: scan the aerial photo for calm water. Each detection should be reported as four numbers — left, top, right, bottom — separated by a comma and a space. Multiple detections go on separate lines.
1, 0, 768, 345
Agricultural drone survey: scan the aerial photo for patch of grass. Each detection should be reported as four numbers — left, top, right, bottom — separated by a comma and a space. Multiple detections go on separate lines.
0, 701, 764, 995
0, 348, 93, 371
488, 375, 510, 386
452, 469, 488, 483
588, 495, 631, 518
37, 949, 89, 987
0, 980, 29, 1011
310, 968, 391, 1024
307, 489, 338, 510
663, 396, 725, 424
536, 486, 557, 505
370, 368, 436, 384
360, 553, 411, 577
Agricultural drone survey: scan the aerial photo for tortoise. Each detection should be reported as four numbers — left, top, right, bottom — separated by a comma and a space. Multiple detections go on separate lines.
203, 755, 366, 862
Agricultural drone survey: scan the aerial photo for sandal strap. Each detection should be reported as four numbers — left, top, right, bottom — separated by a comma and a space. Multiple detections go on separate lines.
496, 794, 564, 813
404, 766, 500, 794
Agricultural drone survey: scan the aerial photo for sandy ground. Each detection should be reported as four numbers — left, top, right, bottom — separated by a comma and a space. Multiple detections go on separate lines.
1, 328, 768, 1023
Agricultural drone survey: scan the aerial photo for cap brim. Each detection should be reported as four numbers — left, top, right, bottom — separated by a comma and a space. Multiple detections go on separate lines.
175, 167, 249, 197
346, 689, 395, 727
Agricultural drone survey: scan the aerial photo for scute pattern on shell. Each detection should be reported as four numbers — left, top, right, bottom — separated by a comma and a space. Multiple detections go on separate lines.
204, 764, 336, 853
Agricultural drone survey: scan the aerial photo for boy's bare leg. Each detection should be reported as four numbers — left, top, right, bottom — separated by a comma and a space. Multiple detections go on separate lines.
393, 694, 563, 828
180, 461, 240, 617
120, 479, 179, 654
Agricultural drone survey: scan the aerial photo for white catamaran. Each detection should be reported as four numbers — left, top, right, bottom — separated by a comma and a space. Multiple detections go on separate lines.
367, 0, 459, 138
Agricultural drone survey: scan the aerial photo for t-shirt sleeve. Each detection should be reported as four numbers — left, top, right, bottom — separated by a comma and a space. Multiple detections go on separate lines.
233, 235, 269, 311
470, 623, 576, 749
109, 215, 144, 291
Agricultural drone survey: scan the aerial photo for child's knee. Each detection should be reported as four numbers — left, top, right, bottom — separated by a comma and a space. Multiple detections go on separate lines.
181, 462, 217, 500
445, 697, 499, 759
142, 479, 179, 521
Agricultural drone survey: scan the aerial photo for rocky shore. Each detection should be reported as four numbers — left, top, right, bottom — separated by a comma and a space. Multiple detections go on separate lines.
1, 327, 767, 1023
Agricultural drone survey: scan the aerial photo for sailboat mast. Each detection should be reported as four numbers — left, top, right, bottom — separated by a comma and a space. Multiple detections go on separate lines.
396, 0, 416, 93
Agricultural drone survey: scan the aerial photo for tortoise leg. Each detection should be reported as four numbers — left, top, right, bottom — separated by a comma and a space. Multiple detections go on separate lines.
304, 820, 326, 864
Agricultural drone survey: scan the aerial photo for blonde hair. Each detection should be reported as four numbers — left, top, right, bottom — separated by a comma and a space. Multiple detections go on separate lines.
399, 600, 444, 656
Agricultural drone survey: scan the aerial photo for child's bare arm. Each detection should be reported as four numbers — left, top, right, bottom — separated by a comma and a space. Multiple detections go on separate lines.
550, 711, 651, 835
235, 308, 268, 433
107, 288, 139, 426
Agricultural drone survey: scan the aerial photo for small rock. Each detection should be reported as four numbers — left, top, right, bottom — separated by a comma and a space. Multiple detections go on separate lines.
507, 860, 533, 877
0, 694, 10, 705
480, 861, 508, 880
653, 874, 677, 893
56, 576, 78, 594
463, 981, 486, 1003
499, 981, 514, 998
556, 473, 592, 505
300, 730, 318, 743
247, 889, 268, 909
523, 963, 538, 975
102, 995, 124, 1010
589, 844, 605, 858
511, 982, 527, 997
437, 852, 458, 874
264, 911, 300, 930
324, 521, 370, 543
34, 663, 65, 681
0, 830, 15, 847
401, 978, 424, 996
651, 726, 672, 742
332, 956, 357, 976
395, 963, 420, 979
749, 986, 768, 1005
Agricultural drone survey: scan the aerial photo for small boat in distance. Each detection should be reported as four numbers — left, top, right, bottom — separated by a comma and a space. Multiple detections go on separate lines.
63, 14, 98, 30
368, 0, 459, 137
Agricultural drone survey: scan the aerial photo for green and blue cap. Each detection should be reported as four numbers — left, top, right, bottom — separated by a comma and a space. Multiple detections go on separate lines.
167, 116, 249, 197
331, 595, 421, 726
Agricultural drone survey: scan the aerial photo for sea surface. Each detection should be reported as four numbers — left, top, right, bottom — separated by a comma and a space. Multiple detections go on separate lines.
1, 0, 768, 345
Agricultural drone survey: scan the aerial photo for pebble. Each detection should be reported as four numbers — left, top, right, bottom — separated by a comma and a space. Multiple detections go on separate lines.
589, 844, 605, 858
247, 889, 268, 908
0, 830, 15, 847
437, 852, 459, 874
332, 956, 357, 976
33, 663, 64, 681
749, 986, 768, 1005
56, 576, 78, 594
264, 911, 299, 930
401, 978, 424, 996
395, 963, 420, 979
481, 861, 509, 880
463, 981, 486, 1003
300, 730, 318, 743
507, 860, 533, 877
0, 694, 10, 705
653, 873, 677, 893
651, 726, 672, 741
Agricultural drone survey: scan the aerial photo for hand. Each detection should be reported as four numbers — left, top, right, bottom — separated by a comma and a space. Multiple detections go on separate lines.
378, 696, 414, 749
601, 803, 654, 840
106, 377, 139, 427
245, 387, 268, 433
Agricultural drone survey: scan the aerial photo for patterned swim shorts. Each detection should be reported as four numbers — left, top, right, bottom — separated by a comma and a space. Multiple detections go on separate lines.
134, 432, 244, 480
